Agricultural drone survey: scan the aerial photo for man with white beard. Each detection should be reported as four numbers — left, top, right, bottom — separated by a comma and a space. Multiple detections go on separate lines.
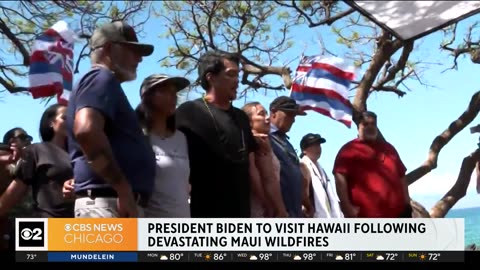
66, 21, 156, 218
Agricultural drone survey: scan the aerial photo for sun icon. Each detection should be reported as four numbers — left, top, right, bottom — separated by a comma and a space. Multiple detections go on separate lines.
419, 253, 426, 260
204, 254, 212, 261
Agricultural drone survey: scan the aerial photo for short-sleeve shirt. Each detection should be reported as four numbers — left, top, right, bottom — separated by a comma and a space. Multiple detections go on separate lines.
332, 138, 407, 217
66, 67, 156, 195
269, 129, 303, 218
145, 130, 190, 218
15, 142, 74, 217
176, 99, 256, 217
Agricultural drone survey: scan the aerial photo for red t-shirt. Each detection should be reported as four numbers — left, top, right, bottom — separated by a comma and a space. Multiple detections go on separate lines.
333, 138, 407, 217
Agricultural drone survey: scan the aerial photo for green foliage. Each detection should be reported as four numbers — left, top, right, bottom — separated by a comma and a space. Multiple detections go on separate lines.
109, 5, 120, 19
299, 0, 314, 10
353, 59, 363, 68
155, 1, 304, 95
158, 0, 297, 80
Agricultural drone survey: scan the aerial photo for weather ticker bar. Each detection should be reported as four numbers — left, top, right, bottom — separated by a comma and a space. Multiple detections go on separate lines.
16, 251, 465, 263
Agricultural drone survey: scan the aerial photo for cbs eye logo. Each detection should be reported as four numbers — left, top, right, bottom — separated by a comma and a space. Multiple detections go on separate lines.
18, 221, 44, 247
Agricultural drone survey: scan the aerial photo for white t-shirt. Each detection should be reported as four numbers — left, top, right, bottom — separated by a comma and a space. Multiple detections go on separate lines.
145, 130, 191, 217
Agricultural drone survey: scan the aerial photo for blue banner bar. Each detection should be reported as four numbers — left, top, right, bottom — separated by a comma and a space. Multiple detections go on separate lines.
48, 252, 137, 262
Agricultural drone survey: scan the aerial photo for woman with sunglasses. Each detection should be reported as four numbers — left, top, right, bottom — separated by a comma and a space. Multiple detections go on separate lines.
1, 128, 32, 192
0, 104, 74, 218
2, 128, 33, 147
0, 129, 28, 250
1, 128, 33, 182
135, 74, 191, 218
0, 128, 34, 250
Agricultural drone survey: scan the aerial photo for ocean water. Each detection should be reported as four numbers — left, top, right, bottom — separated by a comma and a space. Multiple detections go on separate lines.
446, 207, 480, 246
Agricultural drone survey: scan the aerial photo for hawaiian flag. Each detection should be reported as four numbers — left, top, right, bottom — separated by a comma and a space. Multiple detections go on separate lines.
28, 20, 75, 105
290, 55, 356, 128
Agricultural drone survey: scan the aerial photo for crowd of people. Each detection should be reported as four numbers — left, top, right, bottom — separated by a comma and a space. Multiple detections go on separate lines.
0, 21, 412, 249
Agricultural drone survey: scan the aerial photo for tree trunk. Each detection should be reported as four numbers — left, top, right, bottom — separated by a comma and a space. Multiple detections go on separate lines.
411, 199, 431, 217
352, 46, 391, 120
429, 148, 480, 217
406, 90, 480, 185
351, 32, 404, 123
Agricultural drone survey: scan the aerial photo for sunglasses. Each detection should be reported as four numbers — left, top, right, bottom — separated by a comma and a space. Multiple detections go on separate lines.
12, 134, 33, 142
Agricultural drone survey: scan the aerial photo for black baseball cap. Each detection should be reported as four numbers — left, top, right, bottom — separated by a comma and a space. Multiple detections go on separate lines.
90, 21, 154, 56
269, 96, 306, 115
300, 133, 326, 151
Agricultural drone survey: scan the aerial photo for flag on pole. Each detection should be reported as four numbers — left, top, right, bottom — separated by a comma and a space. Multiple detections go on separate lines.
290, 55, 356, 128
28, 20, 75, 105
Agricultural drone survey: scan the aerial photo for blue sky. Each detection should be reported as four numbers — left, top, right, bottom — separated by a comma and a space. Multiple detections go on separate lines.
1, 2, 479, 211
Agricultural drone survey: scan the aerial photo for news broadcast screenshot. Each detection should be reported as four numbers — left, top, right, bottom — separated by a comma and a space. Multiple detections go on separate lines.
0, 0, 479, 265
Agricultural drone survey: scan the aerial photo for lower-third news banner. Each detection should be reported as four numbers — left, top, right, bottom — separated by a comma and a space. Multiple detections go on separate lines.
15, 218, 466, 263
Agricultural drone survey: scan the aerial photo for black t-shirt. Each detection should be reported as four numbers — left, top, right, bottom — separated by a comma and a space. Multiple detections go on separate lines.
176, 98, 256, 217
15, 142, 74, 217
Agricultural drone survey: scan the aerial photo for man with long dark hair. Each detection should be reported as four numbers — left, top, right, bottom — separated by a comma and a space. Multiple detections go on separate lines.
175, 50, 269, 217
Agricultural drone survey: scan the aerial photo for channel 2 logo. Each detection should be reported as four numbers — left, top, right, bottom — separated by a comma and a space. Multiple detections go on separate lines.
18, 221, 44, 247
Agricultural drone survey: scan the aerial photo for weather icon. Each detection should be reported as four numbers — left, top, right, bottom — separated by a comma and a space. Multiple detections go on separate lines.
293, 255, 302, 261
249, 255, 258, 260
160, 255, 168, 261
335, 255, 344, 260
376, 255, 384, 260
204, 254, 212, 261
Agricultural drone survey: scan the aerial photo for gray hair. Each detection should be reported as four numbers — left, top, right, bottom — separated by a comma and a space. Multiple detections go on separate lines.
90, 47, 105, 64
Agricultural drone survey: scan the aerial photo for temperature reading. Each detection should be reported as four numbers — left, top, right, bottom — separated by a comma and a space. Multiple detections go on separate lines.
303, 253, 316, 261
26, 253, 37, 260
214, 253, 227, 261
344, 253, 356, 261
259, 253, 272, 260
169, 253, 184, 261
428, 253, 440, 261
386, 253, 398, 260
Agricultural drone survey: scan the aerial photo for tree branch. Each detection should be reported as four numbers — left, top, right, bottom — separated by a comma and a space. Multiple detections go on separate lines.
74, 42, 90, 74
375, 40, 414, 88
441, 22, 480, 71
0, 17, 30, 66
352, 30, 405, 118
406, 90, 480, 185
429, 148, 480, 217
369, 85, 407, 97
274, 0, 355, 27
159, 1, 297, 92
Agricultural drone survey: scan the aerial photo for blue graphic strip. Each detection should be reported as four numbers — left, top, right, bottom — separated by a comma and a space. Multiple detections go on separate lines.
48, 252, 137, 262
